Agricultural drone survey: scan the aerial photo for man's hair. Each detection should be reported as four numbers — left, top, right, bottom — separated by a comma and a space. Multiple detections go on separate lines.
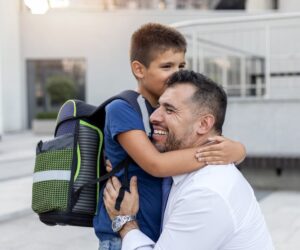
167, 70, 227, 134
130, 23, 187, 67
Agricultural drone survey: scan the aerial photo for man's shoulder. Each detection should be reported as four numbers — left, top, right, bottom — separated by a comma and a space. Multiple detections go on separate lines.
188, 164, 253, 200
192, 163, 238, 182
181, 164, 258, 219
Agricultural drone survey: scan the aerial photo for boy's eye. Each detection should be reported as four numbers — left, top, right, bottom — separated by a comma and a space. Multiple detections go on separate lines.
161, 64, 171, 69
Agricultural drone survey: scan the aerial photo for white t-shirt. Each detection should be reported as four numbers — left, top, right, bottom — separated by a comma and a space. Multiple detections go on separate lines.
122, 164, 274, 250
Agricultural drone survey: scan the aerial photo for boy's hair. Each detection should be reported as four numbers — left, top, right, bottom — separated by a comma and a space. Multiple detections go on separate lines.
130, 23, 187, 67
167, 70, 227, 134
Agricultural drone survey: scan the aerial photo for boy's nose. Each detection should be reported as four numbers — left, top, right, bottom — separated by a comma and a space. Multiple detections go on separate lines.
173, 66, 181, 73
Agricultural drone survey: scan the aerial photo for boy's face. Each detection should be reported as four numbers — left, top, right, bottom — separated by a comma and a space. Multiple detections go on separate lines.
138, 49, 185, 106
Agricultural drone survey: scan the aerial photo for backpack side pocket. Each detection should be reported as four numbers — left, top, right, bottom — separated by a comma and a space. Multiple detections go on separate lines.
32, 133, 74, 214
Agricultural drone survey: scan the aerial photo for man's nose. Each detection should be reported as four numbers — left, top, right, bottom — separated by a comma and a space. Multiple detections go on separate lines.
150, 107, 162, 124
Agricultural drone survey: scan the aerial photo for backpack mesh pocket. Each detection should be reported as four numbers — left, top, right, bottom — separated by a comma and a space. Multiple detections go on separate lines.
32, 134, 74, 214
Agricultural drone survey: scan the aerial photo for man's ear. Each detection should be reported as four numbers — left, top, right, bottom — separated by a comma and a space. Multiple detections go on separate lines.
131, 60, 145, 79
196, 114, 215, 135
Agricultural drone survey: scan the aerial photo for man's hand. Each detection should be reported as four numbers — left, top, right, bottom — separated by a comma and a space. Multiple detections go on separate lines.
106, 159, 113, 172
195, 136, 246, 165
103, 176, 139, 220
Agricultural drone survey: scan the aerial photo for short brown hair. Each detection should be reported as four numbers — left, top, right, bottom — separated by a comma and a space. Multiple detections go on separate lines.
130, 23, 187, 67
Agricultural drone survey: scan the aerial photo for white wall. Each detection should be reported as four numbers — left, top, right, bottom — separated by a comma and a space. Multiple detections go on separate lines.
246, 0, 274, 11
279, 0, 300, 11
0, 0, 23, 132
223, 98, 300, 157
269, 77, 300, 99
0, 0, 4, 135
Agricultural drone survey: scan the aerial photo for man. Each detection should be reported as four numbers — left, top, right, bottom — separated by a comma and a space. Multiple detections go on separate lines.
103, 70, 274, 250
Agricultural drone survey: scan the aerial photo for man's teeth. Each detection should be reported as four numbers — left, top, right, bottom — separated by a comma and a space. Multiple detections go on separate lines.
154, 130, 167, 135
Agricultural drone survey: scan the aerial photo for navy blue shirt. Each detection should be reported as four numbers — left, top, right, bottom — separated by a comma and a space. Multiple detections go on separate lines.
93, 99, 162, 242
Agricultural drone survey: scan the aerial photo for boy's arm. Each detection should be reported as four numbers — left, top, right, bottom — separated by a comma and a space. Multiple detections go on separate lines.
117, 130, 245, 177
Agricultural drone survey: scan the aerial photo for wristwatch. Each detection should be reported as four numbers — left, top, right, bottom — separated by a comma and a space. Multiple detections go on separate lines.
112, 215, 136, 233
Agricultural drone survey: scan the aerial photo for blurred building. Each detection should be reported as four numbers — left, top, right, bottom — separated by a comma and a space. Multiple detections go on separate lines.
0, 0, 300, 163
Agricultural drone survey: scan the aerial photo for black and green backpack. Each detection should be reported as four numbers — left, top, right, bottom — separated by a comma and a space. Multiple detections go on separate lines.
32, 90, 152, 227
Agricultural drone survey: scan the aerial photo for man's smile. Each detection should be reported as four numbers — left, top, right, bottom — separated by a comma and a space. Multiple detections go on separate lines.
153, 129, 167, 135
152, 126, 168, 144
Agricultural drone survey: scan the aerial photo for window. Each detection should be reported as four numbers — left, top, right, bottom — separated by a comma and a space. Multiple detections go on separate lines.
26, 58, 86, 126
188, 54, 265, 97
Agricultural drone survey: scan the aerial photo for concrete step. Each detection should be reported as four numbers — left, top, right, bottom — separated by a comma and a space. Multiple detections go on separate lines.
0, 177, 32, 222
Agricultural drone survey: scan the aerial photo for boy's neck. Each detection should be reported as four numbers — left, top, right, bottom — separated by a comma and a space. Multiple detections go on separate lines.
135, 87, 159, 108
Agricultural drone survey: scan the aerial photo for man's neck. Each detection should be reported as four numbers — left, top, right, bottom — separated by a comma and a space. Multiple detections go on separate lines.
194, 132, 219, 148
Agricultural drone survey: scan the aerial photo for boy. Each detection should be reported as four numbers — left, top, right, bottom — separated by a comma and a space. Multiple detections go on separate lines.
93, 23, 246, 250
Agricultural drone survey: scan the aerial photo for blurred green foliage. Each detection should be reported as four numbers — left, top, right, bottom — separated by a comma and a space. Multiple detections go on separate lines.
46, 76, 76, 104
35, 112, 58, 119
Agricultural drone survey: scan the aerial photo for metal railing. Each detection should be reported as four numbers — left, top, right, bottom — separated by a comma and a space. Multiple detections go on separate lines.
172, 12, 300, 98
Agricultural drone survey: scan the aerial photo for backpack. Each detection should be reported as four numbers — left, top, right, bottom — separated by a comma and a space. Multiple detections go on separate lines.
32, 90, 152, 227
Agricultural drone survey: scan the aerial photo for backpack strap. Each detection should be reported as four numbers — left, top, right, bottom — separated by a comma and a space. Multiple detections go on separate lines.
92, 90, 153, 137
72, 157, 131, 206
116, 90, 152, 137
110, 90, 153, 210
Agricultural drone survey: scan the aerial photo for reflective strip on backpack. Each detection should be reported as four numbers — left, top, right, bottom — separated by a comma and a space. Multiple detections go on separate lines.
33, 170, 71, 183
137, 95, 151, 137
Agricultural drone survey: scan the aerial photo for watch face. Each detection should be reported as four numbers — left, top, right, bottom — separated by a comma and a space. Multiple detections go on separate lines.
112, 215, 136, 233
112, 216, 122, 232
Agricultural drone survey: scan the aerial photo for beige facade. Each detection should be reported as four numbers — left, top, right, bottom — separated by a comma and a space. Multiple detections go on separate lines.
0, 0, 23, 134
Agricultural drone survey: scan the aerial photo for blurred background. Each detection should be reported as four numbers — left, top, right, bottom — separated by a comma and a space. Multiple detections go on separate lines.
0, 0, 300, 249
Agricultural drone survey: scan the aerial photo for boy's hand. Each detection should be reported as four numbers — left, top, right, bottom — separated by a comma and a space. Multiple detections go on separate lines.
103, 176, 139, 220
195, 136, 246, 165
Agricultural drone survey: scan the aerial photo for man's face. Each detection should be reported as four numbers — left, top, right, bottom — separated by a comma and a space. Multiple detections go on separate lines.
150, 84, 200, 152
139, 49, 186, 105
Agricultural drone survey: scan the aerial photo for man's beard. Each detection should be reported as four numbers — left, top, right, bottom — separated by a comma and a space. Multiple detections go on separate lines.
154, 127, 197, 153
154, 131, 185, 153
165, 132, 183, 152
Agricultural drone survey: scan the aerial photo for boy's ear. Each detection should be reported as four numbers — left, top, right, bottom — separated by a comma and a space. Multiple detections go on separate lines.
196, 114, 215, 135
131, 60, 145, 79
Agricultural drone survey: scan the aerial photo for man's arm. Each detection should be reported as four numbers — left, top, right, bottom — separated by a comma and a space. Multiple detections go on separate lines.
104, 177, 155, 250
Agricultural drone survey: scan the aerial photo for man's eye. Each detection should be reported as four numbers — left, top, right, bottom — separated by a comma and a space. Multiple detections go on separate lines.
179, 64, 186, 69
161, 65, 171, 69
166, 108, 173, 114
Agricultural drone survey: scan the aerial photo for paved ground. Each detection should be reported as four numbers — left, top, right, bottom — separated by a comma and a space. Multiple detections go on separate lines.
0, 131, 300, 249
